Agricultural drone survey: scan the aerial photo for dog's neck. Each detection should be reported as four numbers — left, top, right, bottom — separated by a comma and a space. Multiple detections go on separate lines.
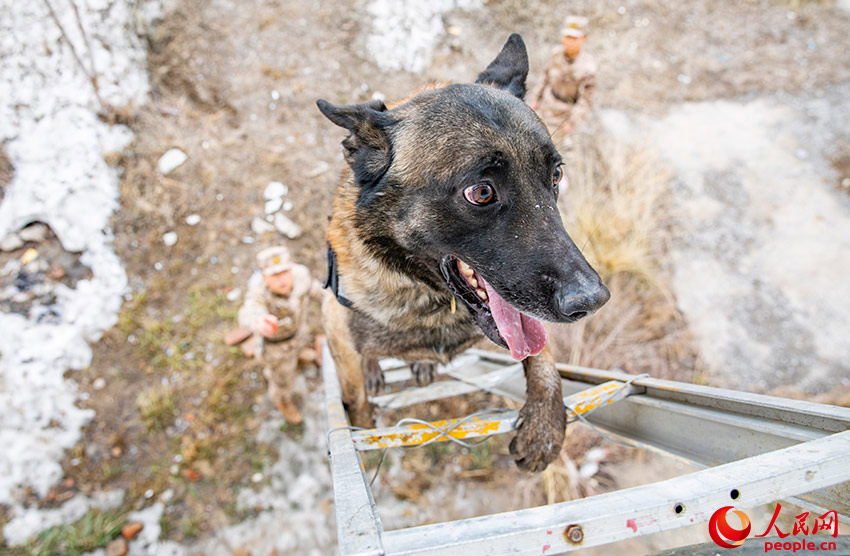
326, 178, 472, 332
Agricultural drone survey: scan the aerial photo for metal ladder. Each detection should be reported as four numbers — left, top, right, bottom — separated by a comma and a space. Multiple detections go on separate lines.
322, 343, 850, 555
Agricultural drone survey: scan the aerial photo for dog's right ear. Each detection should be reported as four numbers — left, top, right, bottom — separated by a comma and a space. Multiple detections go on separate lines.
317, 99, 393, 187
475, 33, 529, 99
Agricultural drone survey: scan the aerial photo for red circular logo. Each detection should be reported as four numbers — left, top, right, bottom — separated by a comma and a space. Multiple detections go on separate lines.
709, 506, 751, 549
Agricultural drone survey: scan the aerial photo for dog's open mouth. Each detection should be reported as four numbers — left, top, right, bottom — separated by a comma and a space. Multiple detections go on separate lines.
440, 256, 547, 361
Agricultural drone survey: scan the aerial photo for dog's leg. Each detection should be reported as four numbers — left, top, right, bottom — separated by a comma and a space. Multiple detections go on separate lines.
323, 295, 374, 428
410, 361, 437, 386
363, 357, 385, 395
509, 346, 566, 472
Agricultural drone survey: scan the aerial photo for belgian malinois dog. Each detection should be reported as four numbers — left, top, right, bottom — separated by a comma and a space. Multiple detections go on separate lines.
317, 34, 609, 471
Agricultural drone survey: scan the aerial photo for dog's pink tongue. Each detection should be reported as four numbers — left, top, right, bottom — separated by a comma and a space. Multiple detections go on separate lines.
480, 277, 548, 361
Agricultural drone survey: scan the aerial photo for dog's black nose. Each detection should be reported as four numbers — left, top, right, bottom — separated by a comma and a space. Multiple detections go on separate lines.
556, 281, 610, 322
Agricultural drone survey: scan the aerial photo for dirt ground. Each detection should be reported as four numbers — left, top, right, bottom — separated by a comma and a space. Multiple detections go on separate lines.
3, 0, 850, 554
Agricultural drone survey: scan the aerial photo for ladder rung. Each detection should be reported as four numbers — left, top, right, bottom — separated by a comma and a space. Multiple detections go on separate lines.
353, 381, 633, 451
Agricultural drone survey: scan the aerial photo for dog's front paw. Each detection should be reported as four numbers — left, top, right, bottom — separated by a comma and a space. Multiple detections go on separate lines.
411, 362, 437, 386
363, 357, 385, 396
509, 398, 566, 472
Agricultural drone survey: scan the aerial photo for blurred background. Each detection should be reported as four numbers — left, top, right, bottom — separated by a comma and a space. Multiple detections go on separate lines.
1, 0, 849, 554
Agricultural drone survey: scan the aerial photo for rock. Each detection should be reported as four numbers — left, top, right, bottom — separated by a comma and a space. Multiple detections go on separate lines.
0, 233, 24, 251
121, 521, 144, 540
21, 248, 38, 264
160, 488, 175, 503
47, 262, 66, 280
224, 327, 252, 345
274, 213, 302, 239
306, 161, 329, 177
19, 223, 49, 242
282, 200, 294, 212
264, 197, 283, 214
194, 459, 214, 478
186, 214, 201, 226
226, 288, 242, 301
264, 181, 288, 199
105, 538, 128, 556
579, 461, 599, 479
157, 148, 188, 174
251, 217, 275, 235
251, 472, 263, 483
93, 377, 106, 390
181, 468, 200, 482
162, 231, 178, 246
298, 347, 318, 365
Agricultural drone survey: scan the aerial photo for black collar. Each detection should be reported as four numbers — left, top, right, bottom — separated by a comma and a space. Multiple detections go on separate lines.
324, 244, 354, 309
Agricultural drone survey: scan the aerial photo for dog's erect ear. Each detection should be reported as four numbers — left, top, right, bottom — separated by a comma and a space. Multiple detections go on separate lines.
317, 99, 393, 186
475, 33, 529, 99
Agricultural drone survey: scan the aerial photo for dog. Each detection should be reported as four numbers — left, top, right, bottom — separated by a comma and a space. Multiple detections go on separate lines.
317, 34, 609, 472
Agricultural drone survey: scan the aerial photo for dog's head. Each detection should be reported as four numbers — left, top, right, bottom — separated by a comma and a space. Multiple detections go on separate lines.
318, 34, 609, 360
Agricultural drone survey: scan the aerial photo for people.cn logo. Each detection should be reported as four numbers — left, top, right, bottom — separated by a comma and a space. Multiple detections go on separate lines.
709, 506, 752, 548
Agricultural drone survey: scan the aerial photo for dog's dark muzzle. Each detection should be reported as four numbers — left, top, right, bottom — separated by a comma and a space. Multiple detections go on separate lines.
555, 280, 610, 322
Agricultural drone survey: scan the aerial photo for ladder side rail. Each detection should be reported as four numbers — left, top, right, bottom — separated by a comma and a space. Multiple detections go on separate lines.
382, 430, 850, 556
322, 342, 385, 556
465, 351, 849, 518
467, 349, 850, 432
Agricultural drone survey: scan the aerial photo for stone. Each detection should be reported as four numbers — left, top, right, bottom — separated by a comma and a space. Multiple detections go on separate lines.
298, 348, 318, 365
0, 233, 24, 251
264, 181, 288, 199
162, 231, 178, 246
264, 197, 283, 214
19, 223, 49, 242
251, 217, 275, 235
121, 521, 144, 540
186, 214, 201, 226
273, 213, 302, 239
157, 148, 188, 174
105, 538, 128, 556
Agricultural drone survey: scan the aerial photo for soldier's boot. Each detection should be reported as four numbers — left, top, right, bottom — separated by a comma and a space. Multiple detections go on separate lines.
275, 395, 303, 425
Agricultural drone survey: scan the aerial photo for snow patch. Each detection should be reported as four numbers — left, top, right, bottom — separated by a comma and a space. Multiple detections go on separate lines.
0, 0, 160, 542
366, 0, 482, 73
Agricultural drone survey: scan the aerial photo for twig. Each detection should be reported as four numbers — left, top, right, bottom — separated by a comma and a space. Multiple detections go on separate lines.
42, 0, 106, 110
68, 0, 101, 96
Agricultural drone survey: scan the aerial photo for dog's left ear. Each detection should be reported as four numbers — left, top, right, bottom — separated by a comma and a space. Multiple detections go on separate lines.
316, 99, 393, 186
475, 33, 529, 99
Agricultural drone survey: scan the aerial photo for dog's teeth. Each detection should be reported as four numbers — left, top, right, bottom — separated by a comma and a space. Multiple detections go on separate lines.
476, 288, 488, 300
469, 277, 478, 288
460, 264, 474, 277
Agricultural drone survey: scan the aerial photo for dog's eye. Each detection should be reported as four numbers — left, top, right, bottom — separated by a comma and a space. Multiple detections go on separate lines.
552, 166, 564, 188
464, 183, 496, 206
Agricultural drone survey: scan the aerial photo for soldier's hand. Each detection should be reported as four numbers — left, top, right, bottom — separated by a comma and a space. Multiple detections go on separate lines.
256, 314, 278, 337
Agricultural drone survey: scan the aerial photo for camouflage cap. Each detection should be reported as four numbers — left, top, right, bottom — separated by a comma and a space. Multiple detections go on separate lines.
561, 15, 588, 38
257, 246, 293, 275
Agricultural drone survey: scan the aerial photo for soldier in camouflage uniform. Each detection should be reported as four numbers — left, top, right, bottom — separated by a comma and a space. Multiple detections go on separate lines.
238, 246, 322, 424
530, 15, 597, 135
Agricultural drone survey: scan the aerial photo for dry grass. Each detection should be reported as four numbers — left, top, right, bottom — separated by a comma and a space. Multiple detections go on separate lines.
549, 129, 697, 380
529, 128, 701, 504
